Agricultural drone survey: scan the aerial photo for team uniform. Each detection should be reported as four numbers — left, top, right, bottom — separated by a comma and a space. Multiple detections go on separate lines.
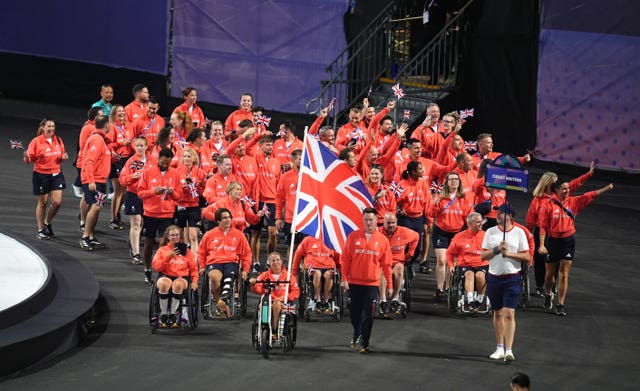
137, 165, 183, 239
26, 134, 67, 195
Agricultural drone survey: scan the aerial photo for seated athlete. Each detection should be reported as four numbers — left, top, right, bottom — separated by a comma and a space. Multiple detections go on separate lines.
292, 236, 340, 314
446, 212, 489, 312
152, 225, 199, 328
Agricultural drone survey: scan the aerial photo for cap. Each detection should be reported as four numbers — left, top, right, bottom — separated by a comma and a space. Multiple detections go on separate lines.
497, 203, 516, 217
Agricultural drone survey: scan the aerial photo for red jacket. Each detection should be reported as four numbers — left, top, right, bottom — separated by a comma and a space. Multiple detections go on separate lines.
428, 194, 472, 233
446, 228, 487, 269
81, 129, 111, 184
275, 169, 299, 224
108, 121, 135, 159
539, 192, 598, 238
273, 137, 303, 164
26, 134, 66, 174
174, 102, 205, 129
366, 182, 397, 224
341, 229, 393, 289
253, 153, 282, 203
203, 172, 241, 204
132, 114, 165, 147
410, 122, 443, 159
118, 154, 149, 194
152, 243, 199, 281
137, 165, 183, 218
252, 269, 300, 302
378, 225, 419, 265
176, 165, 206, 207
125, 100, 147, 124
75, 120, 96, 169
513, 222, 535, 265
197, 226, 252, 271
292, 236, 340, 274
224, 108, 253, 133
397, 177, 431, 218
202, 196, 260, 230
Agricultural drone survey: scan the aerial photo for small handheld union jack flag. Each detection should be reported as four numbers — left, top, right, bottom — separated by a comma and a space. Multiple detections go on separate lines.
388, 181, 405, 198
459, 108, 475, 119
403, 109, 411, 121
186, 181, 199, 198
256, 114, 271, 128
261, 204, 271, 218
464, 140, 478, 152
327, 97, 336, 112
430, 181, 444, 194
392, 83, 405, 100
10, 139, 24, 150
241, 194, 256, 207
95, 191, 108, 208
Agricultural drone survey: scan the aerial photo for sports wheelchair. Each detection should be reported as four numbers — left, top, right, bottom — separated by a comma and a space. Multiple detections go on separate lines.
199, 263, 247, 320
298, 268, 344, 321
251, 279, 297, 359
149, 279, 199, 333
518, 262, 531, 309
447, 266, 490, 315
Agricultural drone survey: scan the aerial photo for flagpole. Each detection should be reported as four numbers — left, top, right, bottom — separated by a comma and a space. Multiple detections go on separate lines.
284, 128, 310, 305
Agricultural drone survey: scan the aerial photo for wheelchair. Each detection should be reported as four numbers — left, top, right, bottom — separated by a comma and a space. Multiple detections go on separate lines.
251, 280, 297, 359
447, 266, 490, 315
199, 263, 247, 320
299, 268, 343, 322
518, 262, 531, 309
149, 279, 199, 334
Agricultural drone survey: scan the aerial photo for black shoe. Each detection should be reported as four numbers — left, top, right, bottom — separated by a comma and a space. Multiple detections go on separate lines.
37, 229, 51, 240
358, 343, 370, 354
433, 289, 446, 302
462, 299, 472, 313
350, 335, 361, 349
556, 304, 567, 316
80, 237, 93, 251
419, 262, 432, 274
131, 254, 143, 265
44, 223, 54, 237
379, 301, 390, 318
108, 220, 121, 230
390, 299, 400, 314
144, 270, 153, 285
89, 237, 106, 249
168, 314, 179, 328
159, 314, 169, 328
544, 293, 554, 310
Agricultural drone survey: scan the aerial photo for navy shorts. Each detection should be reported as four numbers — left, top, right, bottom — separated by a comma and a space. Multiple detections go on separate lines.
397, 215, 424, 253
82, 183, 107, 206
32, 171, 66, 195
123, 192, 143, 216
547, 235, 575, 263
281, 222, 305, 245
157, 273, 191, 283
141, 216, 173, 239
431, 224, 460, 249
259, 202, 276, 227
109, 158, 127, 179
205, 262, 239, 279
487, 273, 521, 310
460, 265, 489, 275
174, 206, 201, 228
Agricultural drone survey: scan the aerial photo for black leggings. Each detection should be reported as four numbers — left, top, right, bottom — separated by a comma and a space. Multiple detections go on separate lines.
349, 284, 379, 347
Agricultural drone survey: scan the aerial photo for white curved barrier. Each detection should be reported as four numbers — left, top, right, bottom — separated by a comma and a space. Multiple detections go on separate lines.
0, 233, 49, 311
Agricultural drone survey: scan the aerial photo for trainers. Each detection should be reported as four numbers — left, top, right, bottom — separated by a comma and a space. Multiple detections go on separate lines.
477, 300, 489, 313
323, 303, 332, 315
169, 314, 179, 328
462, 299, 472, 313
159, 314, 169, 328
359, 345, 370, 354
306, 299, 316, 312
379, 301, 390, 318
44, 223, 54, 237
72, 184, 83, 198
489, 348, 505, 360
544, 292, 554, 310
433, 289, 446, 302
108, 220, 121, 230
144, 270, 153, 285
79, 222, 85, 233
79, 237, 93, 251
37, 229, 50, 240
535, 287, 545, 297
556, 304, 567, 316
314, 301, 323, 314
131, 254, 143, 265
419, 262, 433, 274
504, 351, 515, 362
390, 299, 400, 314
89, 237, 106, 249
350, 335, 361, 349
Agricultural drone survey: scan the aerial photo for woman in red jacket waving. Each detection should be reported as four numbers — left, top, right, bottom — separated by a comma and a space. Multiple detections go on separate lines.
23, 118, 69, 240
152, 225, 199, 328
538, 181, 614, 316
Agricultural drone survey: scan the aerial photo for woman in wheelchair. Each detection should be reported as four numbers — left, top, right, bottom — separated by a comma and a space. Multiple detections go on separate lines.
250, 252, 299, 338
152, 225, 199, 328
292, 236, 340, 314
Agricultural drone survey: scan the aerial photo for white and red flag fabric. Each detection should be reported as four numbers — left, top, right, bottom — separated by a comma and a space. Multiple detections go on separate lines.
292, 134, 373, 253
459, 108, 475, 119
256, 114, 271, 128
403, 109, 411, 121
327, 97, 336, 112
464, 140, 478, 152
388, 181, 406, 198
10, 139, 24, 150
392, 83, 405, 99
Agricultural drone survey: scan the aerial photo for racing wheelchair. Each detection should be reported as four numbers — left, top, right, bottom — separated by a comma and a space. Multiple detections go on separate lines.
251, 279, 297, 359
447, 266, 490, 315
149, 279, 199, 333
199, 262, 247, 320
298, 268, 343, 322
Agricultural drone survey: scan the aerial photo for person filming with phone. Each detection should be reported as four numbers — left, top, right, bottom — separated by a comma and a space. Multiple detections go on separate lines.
152, 225, 199, 328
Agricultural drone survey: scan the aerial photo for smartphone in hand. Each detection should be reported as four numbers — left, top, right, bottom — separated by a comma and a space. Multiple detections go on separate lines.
174, 242, 187, 256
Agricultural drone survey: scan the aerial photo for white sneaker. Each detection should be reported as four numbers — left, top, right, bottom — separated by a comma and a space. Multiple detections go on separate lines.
306, 299, 316, 312
489, 348, 505, 360
107, 192, 114, 200
72, 185, 83, 198
504, 351, 515, 362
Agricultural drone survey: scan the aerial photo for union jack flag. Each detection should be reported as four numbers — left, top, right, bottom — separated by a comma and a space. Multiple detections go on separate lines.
186, 181, 199, 199
10, 139, 24, 150
327, 97, 336, 112
392, 83, 405, 99
95, 191, 108, 208
256, 114, 271, 128
261, 204, 271, 217
130, 160, 145, 171
403, 109, 411, 120
349, 127, 365, 141
292, 135, 373, 253
241, 194, 257, 207
459, 108, 475, 119
430, 181, 444, 194
388, 181, 405, 198
464, 140, 478, 152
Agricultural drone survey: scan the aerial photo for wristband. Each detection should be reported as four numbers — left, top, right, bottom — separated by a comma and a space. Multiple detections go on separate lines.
493, 246, 501, 255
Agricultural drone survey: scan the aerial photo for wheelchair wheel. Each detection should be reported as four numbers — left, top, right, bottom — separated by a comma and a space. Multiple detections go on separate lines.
240, 279, 248, 316
283, 314, 296, 351
148, 282, 160, 333
447, 270, 460, 313
261, 327, 270, 359
228, 275, 239, 320
519, 264, 531, 309
402, 264, 412, 312
297, 273, 306, 309
186, 288, 199, 330
200, 273, 212, 320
